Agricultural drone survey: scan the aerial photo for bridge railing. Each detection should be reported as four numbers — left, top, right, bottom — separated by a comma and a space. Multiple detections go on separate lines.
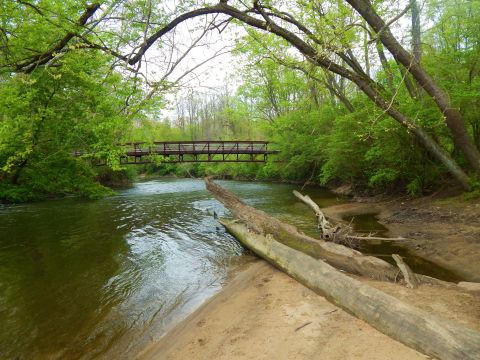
74, 140, 278, 164
123, 141, 272, 156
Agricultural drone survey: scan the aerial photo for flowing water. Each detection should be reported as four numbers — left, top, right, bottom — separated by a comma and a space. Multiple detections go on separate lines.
0, 179, 459, 359
0, 179, 340, 360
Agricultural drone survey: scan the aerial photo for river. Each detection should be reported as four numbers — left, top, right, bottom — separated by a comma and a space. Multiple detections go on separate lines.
0, 178, 343, 360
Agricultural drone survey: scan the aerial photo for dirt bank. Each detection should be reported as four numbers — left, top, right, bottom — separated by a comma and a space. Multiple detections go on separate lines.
137, 259, 479, 360
323, 195, 480, 282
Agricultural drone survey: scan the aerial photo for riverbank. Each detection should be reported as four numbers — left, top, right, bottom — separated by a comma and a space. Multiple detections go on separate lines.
136, 188, 480, 359
323, 193, 480, 282
137, 259, 479, 360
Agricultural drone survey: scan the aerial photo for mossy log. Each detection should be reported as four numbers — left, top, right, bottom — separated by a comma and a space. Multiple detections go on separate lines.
221, 219, 480, 360
205, 177, 398, 280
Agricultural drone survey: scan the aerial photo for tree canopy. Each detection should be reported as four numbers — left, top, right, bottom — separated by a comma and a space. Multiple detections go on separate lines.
1, 0, 480, 201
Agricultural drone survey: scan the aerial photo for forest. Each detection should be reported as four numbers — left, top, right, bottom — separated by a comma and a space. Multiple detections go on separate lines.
1, 0, 480, 202
2, 2, 480, 360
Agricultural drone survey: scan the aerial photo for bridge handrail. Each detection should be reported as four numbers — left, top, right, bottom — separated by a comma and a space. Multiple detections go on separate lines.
123, 140, 270, 146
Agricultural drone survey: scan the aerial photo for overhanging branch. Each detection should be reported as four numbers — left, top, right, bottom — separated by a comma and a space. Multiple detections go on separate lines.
14, 3, 101, 73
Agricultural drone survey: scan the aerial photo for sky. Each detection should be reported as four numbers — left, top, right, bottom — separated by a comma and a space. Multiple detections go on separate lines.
141, 12, 243, 119
135, 0, 424, 120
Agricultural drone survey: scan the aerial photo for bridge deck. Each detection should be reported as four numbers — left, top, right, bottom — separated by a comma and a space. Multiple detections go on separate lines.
120, 141, 277, 164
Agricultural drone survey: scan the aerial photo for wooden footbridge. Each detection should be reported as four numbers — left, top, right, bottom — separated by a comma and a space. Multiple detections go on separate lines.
75, 141, 278, 164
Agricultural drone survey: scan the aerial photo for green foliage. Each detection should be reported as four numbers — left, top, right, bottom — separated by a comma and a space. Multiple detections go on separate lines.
268, 108, 330, 181
0, 50, 141, 202
2, 0, 480, 201
320, 108, 370, 185
174, 163, 202, 178
0, 157, 114, 202
200, 162, 262, 180
255, 162, 281, 180
141, 163, 178, 176
0, 183, 35, 203
95, 166, 137, 188
423, 0, 480, 150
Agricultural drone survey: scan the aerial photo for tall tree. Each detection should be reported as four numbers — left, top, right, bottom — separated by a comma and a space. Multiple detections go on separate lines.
346, 0, 480, 174
116, 1, 473, 189
3, 0, 479, 192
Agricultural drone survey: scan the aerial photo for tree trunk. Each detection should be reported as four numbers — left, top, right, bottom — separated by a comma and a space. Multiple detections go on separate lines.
346, 0, 480, 174
376, 40, 394, 89
124, 2, 474, 189
221, 219, 480, 360
205, 177, 399, 280
325, 73, 355, 112
396, 59, 419, 99
363, 19, 370, 77
410, 0, 422, 63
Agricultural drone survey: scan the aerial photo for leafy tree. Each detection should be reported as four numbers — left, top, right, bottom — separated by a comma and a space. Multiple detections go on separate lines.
2, 0, 480, 200
0, 49, 141, 201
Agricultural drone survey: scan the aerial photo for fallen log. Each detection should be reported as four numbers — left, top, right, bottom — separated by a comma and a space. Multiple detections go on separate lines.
292, 190, 343, 240
205, 177, 399, 280
293, 190, 407, 243
221, 219, 480, 360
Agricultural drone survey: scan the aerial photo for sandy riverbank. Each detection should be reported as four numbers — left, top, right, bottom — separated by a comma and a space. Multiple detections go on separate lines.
136, 192, 480, 360
323, 195, 480, 282
136, 258, 479, 360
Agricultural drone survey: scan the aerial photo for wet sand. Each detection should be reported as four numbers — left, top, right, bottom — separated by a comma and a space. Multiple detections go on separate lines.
323, 197, 480, 282
137, 260, 428, 360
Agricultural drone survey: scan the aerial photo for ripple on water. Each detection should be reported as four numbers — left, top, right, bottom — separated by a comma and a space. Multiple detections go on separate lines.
1, 178, 346, 360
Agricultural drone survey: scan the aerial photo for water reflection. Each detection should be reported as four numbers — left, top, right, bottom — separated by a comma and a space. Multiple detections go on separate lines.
0, 199, 130, 359
0, 179, 249, 359
0, 179, 346, 359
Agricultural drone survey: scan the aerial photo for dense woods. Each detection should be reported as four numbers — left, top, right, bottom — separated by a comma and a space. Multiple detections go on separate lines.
1, 0, 480, 201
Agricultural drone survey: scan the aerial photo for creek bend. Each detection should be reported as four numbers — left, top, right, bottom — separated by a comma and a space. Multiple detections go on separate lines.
0, 178, 457, 359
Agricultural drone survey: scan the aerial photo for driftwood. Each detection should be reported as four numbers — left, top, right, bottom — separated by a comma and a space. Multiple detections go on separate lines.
292, 190, 406, 243
206, 178, 465, 289
292, 190, 343, 240
392, 254, 418, 289
221, 219, 480, 360
293, 188, 439, 289
206, 177, 399, 280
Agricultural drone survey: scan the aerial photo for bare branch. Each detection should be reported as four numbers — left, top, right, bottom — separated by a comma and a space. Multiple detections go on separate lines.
368, 4, 411, 44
